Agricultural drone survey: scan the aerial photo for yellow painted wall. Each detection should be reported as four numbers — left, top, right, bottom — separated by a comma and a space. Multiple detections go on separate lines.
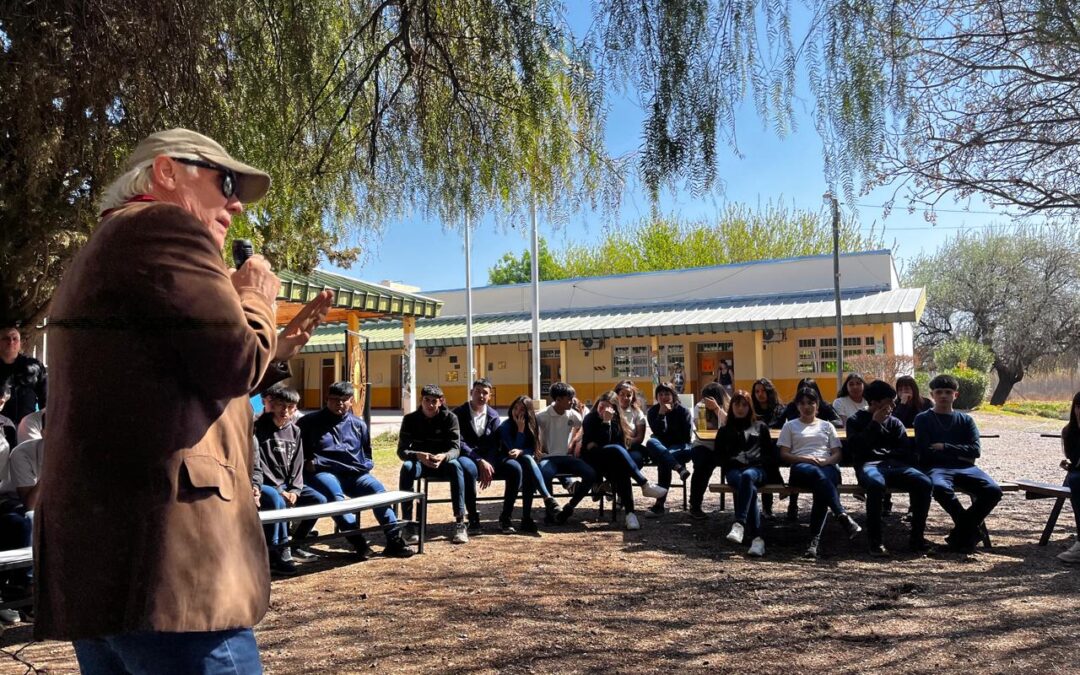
352, 322, 899, 409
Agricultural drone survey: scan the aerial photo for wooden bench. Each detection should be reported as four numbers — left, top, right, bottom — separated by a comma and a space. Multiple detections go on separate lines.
260, 489, 428, 553
1014, 479, 1073, 546
708, 481, 1020, 548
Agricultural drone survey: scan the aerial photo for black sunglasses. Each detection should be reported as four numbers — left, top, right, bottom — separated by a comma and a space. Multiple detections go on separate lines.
173, 157, 237, 199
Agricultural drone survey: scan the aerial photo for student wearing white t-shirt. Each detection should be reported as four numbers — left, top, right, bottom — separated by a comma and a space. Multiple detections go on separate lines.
615, 381, 648, 466
536, 382, 597, 524
832, 373, 869, 425
779, 388, 862, 558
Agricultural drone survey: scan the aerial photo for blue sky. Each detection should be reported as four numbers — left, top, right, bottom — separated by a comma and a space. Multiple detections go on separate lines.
329, 8, 1016, 293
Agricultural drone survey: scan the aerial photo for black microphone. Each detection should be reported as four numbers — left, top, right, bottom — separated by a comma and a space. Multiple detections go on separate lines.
232, 238, 254, 268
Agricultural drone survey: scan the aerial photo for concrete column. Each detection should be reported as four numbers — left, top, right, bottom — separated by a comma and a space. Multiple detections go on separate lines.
402, 316, 417, 415
477, 344, 487, 379
559, 340, 567, 389
347, 311, 362, 416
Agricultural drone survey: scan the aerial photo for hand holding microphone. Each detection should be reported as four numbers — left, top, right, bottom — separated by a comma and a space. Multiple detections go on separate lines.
230, 238, 279, 307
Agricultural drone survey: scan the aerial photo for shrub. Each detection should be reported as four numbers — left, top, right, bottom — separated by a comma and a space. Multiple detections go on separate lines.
946, 367, 989, 409
933, 338, 994, 373
843, 354, 916, 384
914, 371, 932, 396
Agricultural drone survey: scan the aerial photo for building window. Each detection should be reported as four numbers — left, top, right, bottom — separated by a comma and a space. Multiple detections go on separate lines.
613, 345, 650, 378
797, 336, 877, 373
697, 341, 734, 353
657, 344, 685, 377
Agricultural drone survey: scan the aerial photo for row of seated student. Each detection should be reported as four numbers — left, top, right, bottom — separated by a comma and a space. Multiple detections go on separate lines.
0, 381, 44, 622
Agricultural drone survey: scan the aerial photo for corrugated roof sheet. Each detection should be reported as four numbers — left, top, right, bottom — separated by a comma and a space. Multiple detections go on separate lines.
278, 269, 442, 319
301, 286, 926, 353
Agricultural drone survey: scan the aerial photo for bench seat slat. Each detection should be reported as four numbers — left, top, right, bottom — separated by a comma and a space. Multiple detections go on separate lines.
258, 490, 422, 525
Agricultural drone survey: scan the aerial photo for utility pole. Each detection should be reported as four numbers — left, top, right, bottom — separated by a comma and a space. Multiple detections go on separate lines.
464, 211, 474, 386
824, 192, 844, 393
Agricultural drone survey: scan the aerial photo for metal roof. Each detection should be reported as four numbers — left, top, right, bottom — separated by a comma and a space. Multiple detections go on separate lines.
277, 269, 442, 319
300, 285, 925, 353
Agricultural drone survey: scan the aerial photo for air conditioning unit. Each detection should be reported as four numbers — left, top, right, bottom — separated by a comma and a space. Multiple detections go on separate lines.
580, 337, 606, 351
423, 346, 446, 357
762, 328, 787, 343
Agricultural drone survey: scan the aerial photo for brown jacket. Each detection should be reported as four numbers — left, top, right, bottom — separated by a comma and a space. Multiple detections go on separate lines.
35, 202, 282, 639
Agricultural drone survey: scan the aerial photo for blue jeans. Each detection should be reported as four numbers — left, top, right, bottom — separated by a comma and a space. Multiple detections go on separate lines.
512, 453, 554, 519
789, 463, 845, 539
725, 466, 765, 539
857, 461, 932, 545
258, 485, 289, 547
1068, 470, 1080, 536
645, 439, 694, 490
929, 465, 1002, 539
289, 484, 341, 541
306, 470, 400, 539
74, 628, 262, 674
539, 454, 597, 508
399, 458, 465, 520
458, 456, 523, 521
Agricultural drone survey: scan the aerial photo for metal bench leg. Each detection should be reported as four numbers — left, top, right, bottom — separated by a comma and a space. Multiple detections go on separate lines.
1040, 496, 1067, 546
981, 524, 993, 549
418, 494, 427, 554
720, 491, 726, 511
682, 480, 688, 511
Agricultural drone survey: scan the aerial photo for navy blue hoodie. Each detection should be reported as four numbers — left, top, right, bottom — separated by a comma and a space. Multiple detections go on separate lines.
298, 408, 374, 475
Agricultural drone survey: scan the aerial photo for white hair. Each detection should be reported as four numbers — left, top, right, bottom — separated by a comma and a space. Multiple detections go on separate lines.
97, 156, 199, 214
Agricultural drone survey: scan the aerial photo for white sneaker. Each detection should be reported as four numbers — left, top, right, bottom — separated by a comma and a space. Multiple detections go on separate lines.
0, 608, 18, 625
451, 521, 469, 544
748, 537, 765, 557
726, 522, 745, 545
1058, 541, 1080, 563
402, 522, 420, 546
625, 512, 641, 530
641, 482, 668, 500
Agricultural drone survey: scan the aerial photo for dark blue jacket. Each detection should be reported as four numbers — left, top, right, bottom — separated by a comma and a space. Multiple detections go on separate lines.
914, 409, 980, 469
297, 408, 374, 475
495, 418, 539, 458
397, 408, 460, 461
846, 409, 916, 466
453, 402, 501, 463
646, 403, 693, 447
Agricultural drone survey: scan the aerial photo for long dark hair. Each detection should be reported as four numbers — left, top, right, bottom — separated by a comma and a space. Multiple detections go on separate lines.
727, 389, 757, 431
1063, 391, 1080, 459
508, 395, 542, 452
751, 377, 781, 414
837, 372, 866, 399
595, 390, 632, 441
895, 375, 921, 402
796, 378, 825, 404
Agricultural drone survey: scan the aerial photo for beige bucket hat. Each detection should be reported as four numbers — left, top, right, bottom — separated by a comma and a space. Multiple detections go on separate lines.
126, 128, 271, 203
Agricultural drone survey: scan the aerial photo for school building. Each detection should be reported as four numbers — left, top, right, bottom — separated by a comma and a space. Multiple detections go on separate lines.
289, 250, 924, 411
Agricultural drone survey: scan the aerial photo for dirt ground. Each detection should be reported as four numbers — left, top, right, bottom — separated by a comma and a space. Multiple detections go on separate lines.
5, 411, 1079, 674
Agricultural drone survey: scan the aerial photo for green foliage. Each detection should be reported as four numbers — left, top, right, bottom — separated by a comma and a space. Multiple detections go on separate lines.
905, 224, 1080, 404
992, 401, 1071, 421
488, 202, 884, 282
945, 367, 989, 410
933, 338, 994, 373
914, 371, 932, 396
371, 432, 400, 467
487, 239, 566, 285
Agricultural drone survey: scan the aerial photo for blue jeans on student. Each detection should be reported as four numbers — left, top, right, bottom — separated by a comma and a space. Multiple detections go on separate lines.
399, 458, 465, 520
74, 628, 262, 675
288, 484, 342, 541
788, 463, 845, 539
305, 470, 400, 539
458, 455, 525, 521
725, 466, 766, 540
258, 485, 289, 547
539, 454, 598, 508
511, 453, 554, 519
857, 461, 932, 545
929, 465, 1002, 541
1068, 470, 1080, 536
645, 438, 694, 490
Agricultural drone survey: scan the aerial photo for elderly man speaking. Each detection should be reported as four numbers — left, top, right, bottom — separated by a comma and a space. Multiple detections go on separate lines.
34, 129, 333, 673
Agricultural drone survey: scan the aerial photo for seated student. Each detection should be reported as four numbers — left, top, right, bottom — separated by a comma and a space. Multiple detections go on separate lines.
717, 390, 776, 557
453, 378, 507, 532
397, 385, 467, 544
914, 374, 1003, 553
0, 429, 32, 624
832, 373, 868, 426
846, 380, 933, 556
535, 382, 596, 524
687, 383, 731, 516
750, 378, 786, 518
495, 396, 563, 533
644, 381, 694, 517
298, 381, 414, 558
779, 387, 862, 558
1058, 391, 1080, 564
581, 391, 668, 531
9, 431, 44, 512
893, 375, 933, 428
615, 381, 648, 466
252, 384, 334, 574
0, 381, 16, 450
779, 378, 842, 426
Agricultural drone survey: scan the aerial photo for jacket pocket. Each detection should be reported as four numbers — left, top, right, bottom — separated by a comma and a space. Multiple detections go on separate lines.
181, 455, 236, 501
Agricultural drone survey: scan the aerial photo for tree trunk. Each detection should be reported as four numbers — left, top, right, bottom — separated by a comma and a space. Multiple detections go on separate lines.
990, 366, 1022, 405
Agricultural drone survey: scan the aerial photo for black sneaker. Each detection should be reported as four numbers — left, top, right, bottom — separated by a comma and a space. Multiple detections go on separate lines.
909, 537, 933, 553
544, 497, 563, 523
384, 539, 415, 558
347, 534, 373, 560
467, 515, 482, 534
500, 517, 517, 534
644, 503, 666, 518
269, 550, 299, 576
689, 506, 708, 520
291, 546, 320, 561
519, 518, 539, 534
868, 543, 889, 558
556, 505, 574, 525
